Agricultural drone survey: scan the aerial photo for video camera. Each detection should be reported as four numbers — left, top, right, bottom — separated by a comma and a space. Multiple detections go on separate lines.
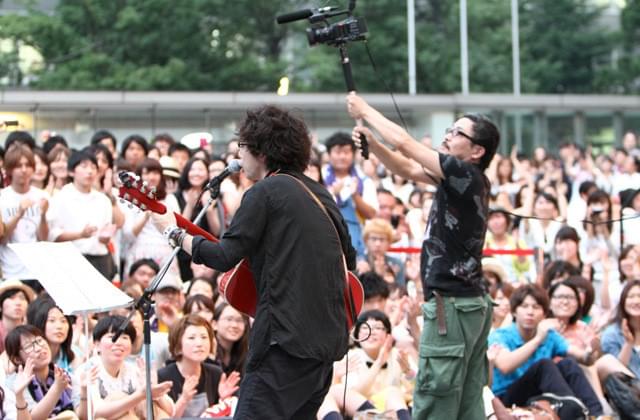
276, 0, 368, 47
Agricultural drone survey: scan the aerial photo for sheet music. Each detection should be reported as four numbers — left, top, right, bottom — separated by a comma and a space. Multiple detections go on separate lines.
9, 242, 133, 315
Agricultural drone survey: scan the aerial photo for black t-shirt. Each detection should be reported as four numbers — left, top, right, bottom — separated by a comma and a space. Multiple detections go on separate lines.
157, 362, 222, 407
420, 154, 490, 298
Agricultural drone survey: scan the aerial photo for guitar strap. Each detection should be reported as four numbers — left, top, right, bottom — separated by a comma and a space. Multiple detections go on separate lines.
279, 174, 359, 329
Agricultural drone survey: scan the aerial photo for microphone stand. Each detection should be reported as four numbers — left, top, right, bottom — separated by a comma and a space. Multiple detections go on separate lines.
113, 180, 223, 420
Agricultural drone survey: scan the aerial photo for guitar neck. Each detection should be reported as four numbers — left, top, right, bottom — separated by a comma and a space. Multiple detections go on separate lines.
174, 212, 219, 243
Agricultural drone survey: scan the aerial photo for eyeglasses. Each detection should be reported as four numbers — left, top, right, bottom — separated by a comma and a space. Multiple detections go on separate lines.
445, 126, 477, 144
219, 316, 244, 324
370, 325, 388, 333
552, 294, 578, 302
367, 235, 389, 243
21, 337, 48, 354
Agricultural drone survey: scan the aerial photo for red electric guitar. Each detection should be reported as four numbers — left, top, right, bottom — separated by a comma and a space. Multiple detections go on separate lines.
118, 172, 364, 329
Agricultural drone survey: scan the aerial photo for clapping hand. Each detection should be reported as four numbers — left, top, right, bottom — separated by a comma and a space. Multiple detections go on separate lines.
218, 371, 241, 400
52, 365, 72, 392
14, 358, 36, 396
179, 375, 199, 403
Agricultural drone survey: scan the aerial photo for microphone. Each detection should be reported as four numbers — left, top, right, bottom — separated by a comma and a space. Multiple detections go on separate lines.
205, 159, 242, 190
276, 9, 313, 24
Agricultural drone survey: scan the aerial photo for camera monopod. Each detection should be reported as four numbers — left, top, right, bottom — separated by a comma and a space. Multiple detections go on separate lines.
339, 44, 369, 159
276, 0, 370, 159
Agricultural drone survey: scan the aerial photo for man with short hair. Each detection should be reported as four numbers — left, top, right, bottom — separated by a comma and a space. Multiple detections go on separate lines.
168, 143, 191, 173
47, 149, 116, 279
0, 145, 49, 289
128, 258, 160, 290
347, 94, 500, 419
359, 270, 390, 312
90, 129, 118, 158
489, 284, 603, 418
323, 132, 378, 258
153, 105, 356, 418
0, 280, 34, 353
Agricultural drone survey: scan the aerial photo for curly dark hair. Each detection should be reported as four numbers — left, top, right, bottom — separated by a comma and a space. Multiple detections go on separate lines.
237, 105, 311, 173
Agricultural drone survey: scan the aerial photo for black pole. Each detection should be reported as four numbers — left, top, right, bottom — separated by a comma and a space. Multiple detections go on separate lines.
339, 44, 369, 159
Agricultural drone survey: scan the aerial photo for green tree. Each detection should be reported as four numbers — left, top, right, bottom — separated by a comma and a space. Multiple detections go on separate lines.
620, 0, 640, 92
518, 0, 615, 93
0, 0, 306, 90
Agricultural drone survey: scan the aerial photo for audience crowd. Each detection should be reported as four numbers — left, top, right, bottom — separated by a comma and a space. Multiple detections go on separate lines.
0, 126, 638, 419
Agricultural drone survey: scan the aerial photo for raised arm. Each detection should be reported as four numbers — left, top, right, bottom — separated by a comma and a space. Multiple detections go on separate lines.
352, 126, 438, 186
347, 94, 444, 182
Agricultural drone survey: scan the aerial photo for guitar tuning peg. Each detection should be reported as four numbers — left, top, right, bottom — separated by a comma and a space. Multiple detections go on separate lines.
140, 204, 147, 211
132, 198, 139, 206
123, 193, 131, 201
140, 185, 147, 193
150, 186, 157, 194
147, 191, 154, 199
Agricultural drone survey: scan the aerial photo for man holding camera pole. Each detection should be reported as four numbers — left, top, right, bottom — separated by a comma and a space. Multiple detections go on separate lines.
347, 93, 500, 419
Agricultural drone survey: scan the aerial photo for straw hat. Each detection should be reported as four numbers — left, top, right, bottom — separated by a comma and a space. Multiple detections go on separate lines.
159, 156, 180, 179
0, 279, 36, 302
481, 257, 509, 284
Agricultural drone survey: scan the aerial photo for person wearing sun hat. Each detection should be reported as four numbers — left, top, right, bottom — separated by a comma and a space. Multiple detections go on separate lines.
0, 279, 35, 354
159, 155, 181, 195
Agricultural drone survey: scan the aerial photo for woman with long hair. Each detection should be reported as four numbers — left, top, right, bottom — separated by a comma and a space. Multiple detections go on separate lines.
601, 279, 640, 378
122, 158, 182, 285
27, 296, 80, 374
548, 281, 596, 352
173, 157, 221, 280
45, 145, 71, 196
213, 303, 249, 376
519, 191, 565, 264
157, 315, 240, 417
183, 295, 216, 327
31, 148, 50, 191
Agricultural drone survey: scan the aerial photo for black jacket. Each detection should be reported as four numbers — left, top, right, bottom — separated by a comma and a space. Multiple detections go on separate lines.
192, 171, 356, 361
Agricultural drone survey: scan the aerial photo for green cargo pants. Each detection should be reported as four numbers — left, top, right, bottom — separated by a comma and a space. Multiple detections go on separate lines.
412, 293, 493, 420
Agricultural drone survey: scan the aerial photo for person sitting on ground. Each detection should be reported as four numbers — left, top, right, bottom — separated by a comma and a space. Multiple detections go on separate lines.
340, 310, 414, 417
358, 271, 390, 313
74, 315, 173, 420
358, 218, 405, 286
212, 303, 249, 377
489, 284, 603, 418
601, 279, 640, 379
27, 296, 80, 374
5, 325, 89, 420
157, 315, 240, 417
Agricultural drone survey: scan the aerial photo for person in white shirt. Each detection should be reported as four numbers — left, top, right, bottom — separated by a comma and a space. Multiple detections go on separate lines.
47, 149, 116, 280
0, 144, 49, 292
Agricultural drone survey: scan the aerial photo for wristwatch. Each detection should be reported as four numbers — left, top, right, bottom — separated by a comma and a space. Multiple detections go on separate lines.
163, 225, 186, 248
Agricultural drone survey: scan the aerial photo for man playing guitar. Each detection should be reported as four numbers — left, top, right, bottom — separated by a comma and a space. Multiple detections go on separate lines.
152, 105, 357, 419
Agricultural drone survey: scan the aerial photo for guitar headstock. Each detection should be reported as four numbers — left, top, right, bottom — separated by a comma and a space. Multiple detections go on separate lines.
117, 171, 166, 214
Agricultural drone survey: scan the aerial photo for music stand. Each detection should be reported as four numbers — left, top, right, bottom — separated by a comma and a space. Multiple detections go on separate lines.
10, 241, 134, 420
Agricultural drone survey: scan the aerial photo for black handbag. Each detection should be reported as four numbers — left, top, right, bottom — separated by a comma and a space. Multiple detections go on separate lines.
604, 372, 640, 420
